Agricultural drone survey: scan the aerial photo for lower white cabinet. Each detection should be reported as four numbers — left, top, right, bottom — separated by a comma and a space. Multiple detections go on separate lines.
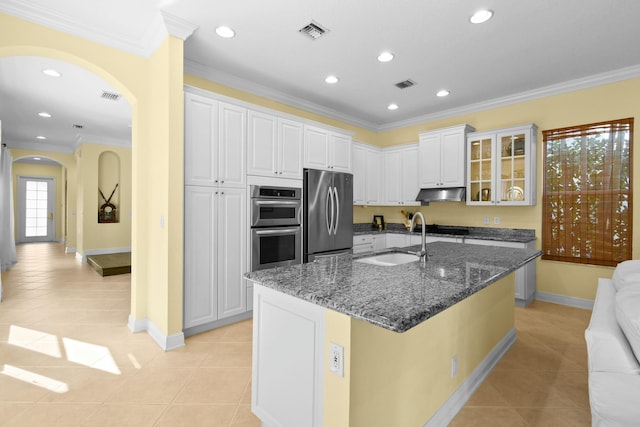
184, 186, 248, 330
252, 284, 325, 427
465, 238, 536, 305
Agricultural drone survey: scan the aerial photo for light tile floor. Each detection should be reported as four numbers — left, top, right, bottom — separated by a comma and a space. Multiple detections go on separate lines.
0, 243, 260, 427
1, 243, 593, 426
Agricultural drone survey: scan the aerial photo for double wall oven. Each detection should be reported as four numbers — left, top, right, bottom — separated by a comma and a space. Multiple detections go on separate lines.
250, 185, 302, 271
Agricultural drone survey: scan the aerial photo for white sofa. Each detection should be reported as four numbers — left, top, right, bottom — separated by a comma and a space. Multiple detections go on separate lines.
585, 260, 640, 426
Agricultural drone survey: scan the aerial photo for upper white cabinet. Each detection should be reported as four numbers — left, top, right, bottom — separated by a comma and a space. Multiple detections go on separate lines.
418, 124, 475, 189
303, 125, 352, 172
466, 124, 537, 206
384, 144, 420, 206
247, 110, 303, 179
352, 142, 383, 205
352, 143, 366, 204
185, 92, 247, 188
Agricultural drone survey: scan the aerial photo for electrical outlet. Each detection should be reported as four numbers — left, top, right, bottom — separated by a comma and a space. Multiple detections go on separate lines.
451, 355, 458, 377
329, 342, 344, 377
483, 216, 489, 225
494, 216, 500, 225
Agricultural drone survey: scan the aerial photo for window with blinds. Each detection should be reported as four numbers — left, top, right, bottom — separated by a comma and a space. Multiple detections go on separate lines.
542, 118, 633, 266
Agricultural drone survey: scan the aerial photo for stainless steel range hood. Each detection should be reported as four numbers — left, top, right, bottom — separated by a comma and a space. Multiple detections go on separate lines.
416, 187, 466, 206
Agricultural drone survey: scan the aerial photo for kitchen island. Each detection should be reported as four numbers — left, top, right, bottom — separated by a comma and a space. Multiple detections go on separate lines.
245, 241, 542, 427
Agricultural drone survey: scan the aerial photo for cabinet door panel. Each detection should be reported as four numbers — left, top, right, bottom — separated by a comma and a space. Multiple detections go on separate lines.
218, 102, 247, 186
247, 111, 277, 177
365, 147, 382, 204
401, 146, 419, 203
418, 134, 441, 187
440, 130, 465, 187
304, 126, 330, 169
185, 94, 218, 186
217, 188, 247, 319
184, 186, 218, 328
352, 143, 366, 204
384, 149, 403, 204
331, 133, 352, 172
279, 119, 303, 179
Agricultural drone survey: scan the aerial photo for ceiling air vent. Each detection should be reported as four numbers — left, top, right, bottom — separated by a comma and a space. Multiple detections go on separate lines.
299, 21, 329, 40
395, 79, 417, 89
100, 90, 121, 101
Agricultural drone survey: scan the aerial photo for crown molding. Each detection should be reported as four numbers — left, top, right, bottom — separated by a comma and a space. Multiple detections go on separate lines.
160, 10, 198, 41
184, 59, 380, 131
0, 0, 157, 57
379, 64, 640, 132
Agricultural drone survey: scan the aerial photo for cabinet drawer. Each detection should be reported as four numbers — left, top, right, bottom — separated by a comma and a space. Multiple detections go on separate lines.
353, 235, 373, 245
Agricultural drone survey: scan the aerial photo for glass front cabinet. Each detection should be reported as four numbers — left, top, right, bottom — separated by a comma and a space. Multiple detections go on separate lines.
466, 124, 537, 206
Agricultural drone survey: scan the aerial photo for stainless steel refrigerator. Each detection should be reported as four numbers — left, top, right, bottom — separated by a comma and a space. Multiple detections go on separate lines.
303, 168, 353, 262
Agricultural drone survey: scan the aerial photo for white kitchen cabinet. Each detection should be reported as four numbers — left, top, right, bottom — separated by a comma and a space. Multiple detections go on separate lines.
373, 234, 386, 251
353, 234, 374, 254
386, 234, 409, 248
185, 92, 247, 188
352, 142, 382, 205
465, 238, 536, 305
352, 143, 366, 204
467, 124, 537, 206
184, 186, 248, 329
418, 124, 474, 189
304, 125, 352, 172
247, 110, 303, 179
252, 284, 326, 427
384, 143, 420, 205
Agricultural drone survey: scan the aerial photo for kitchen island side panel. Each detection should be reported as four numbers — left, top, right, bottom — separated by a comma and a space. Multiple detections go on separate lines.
325, 274, 515, 427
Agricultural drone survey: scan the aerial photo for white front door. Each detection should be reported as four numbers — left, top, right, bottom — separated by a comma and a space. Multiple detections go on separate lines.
17, 176, 55, 243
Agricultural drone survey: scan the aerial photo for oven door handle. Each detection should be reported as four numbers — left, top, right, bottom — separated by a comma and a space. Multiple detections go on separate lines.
253, 200, 301, 206
254, 228, 300, 236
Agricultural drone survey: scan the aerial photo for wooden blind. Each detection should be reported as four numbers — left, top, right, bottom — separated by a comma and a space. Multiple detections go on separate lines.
542, 118, 633, 266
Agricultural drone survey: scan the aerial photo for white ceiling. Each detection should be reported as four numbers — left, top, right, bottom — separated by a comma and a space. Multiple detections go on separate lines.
1, 0, 640, 154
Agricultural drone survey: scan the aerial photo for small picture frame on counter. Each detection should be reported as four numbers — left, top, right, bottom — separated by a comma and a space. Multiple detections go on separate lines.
373, 215, 385, 230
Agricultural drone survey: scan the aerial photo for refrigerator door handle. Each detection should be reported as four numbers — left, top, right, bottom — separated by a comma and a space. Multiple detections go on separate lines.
333, 186, 340, 235
326, 186, 333, 235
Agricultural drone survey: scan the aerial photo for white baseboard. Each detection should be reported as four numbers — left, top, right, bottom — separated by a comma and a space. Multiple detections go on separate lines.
76, 246, 132, 262
65, 246, 76, 254
127, 314, 185, 351
535, 291, 594, 310
424, 327, 517, 427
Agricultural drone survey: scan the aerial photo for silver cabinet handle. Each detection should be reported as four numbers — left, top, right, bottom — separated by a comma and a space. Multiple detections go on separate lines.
254, 228, 300, 236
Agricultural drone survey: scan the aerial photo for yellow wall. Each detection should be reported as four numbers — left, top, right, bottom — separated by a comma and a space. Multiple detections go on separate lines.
75, 143, 131, 253
1, 13, 184, 339
324, 275, 515, 426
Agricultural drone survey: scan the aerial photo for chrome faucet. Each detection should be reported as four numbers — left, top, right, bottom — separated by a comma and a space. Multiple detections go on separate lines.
409, 212, 428, 264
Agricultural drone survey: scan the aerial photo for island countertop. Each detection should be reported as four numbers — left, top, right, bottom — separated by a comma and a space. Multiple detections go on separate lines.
245, 241, 542, 333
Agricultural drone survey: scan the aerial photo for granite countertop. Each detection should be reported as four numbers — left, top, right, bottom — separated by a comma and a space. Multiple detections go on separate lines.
354, 223, 536, 243
245, 241, 542, 333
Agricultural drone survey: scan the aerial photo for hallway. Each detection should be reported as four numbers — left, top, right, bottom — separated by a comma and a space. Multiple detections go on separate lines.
0, 243, 259, 426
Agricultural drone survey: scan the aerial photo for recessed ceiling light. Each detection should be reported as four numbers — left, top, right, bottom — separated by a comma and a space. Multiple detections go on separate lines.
470, 10, 493, 24
377, 52, 394, 63
325, 75, 339, 84
42, 69, 62, 77
215, 26, 235, 38
38, 112, 52, 118
436, 89, 450, 97
36, 135, 47, 140
33, 157, 41, 160
387, 103, 399, 110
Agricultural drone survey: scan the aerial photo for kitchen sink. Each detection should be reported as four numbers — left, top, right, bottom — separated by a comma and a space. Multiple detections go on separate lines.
355, 252, 420, 266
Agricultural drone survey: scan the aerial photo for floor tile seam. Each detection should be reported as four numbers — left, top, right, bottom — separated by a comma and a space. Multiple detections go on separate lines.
165, 367, 202, 406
